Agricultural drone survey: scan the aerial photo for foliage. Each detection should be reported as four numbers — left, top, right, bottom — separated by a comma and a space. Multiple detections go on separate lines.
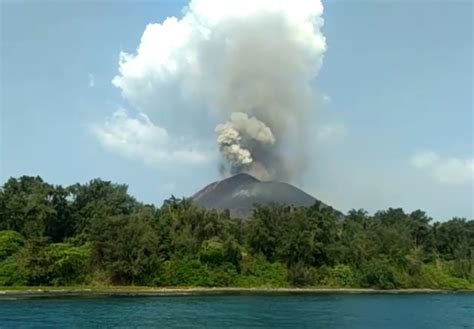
0, 239, 90, 286
413, 263, 474, 290
287, 262, 318, 287
88, 210, 161, 285
0, 176, 473, 289
0, 230, 24, 261
322, 265, 358, 288
46, 243, 91, 285
200, 240, 226, 265
359, 257, 405, 289
0, 257, 29, 286
236, 255, 288, 287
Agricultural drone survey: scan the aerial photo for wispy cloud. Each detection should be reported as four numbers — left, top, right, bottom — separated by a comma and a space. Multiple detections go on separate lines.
162, 182, 176, 191
92, 109, 211, 166
88, 73, 95, 88
315, 123, 347, 143
412, 151, 474, 184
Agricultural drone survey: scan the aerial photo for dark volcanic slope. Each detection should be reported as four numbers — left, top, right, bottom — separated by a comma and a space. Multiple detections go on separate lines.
191, 173, 330, 218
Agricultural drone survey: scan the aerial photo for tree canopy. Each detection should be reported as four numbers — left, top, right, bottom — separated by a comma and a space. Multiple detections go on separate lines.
0, 175, 472, 289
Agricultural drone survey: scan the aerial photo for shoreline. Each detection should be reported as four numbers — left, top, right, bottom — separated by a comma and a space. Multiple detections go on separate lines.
1, 287, 473, 298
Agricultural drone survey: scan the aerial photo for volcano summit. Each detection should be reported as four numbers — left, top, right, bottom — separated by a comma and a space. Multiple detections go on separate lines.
191, 173, 335, 218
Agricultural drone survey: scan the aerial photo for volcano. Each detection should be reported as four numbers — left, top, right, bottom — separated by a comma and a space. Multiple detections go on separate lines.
191, 173, 335, 218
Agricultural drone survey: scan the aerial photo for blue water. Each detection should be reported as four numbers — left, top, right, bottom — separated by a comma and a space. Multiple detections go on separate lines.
0, 293, 472, 328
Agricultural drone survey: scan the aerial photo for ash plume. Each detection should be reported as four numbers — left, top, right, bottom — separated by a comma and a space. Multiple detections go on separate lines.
216, 112, 275, 178
112, 0, 327, 182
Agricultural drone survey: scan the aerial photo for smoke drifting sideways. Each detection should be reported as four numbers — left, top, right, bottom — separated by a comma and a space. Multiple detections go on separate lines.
112, 0, 327, 182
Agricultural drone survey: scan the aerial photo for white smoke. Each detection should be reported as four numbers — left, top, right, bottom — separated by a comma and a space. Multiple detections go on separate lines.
111, 0, 327, 182
215, 112, 275, 176
227, 112, 276, 145
215, 122, 253, 166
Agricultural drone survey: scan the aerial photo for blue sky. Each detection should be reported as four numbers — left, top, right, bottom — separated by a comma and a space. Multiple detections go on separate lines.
1, 0, 472, 220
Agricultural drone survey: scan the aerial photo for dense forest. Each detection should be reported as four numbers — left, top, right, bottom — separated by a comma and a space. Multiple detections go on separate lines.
0, 176, 473, 289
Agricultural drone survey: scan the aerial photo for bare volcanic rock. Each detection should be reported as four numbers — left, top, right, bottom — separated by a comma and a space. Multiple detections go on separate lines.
191, 173, 332, 218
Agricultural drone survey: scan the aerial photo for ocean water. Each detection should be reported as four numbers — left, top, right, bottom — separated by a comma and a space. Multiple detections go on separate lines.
0, 292, 472, 328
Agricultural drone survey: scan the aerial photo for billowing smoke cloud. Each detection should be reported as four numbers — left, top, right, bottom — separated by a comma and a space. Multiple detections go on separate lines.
216, 112, 276, 178
111, 0, 326, 182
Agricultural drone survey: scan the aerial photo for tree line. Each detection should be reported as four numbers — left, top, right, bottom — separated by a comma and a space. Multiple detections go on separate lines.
0, 176, 473, 289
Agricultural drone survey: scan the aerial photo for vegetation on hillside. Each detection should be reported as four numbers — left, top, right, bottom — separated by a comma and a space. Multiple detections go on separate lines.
1, 176, 473, 289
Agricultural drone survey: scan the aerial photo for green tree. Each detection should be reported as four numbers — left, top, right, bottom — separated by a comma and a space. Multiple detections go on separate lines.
68, 179, 139, 238
88, 210, 161, 285
0, 176, 56, 238
360, 257, 404, 289
0, 230, 24, 261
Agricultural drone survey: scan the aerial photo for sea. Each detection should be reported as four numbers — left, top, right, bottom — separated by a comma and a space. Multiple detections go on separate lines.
0, 292, 472, 328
